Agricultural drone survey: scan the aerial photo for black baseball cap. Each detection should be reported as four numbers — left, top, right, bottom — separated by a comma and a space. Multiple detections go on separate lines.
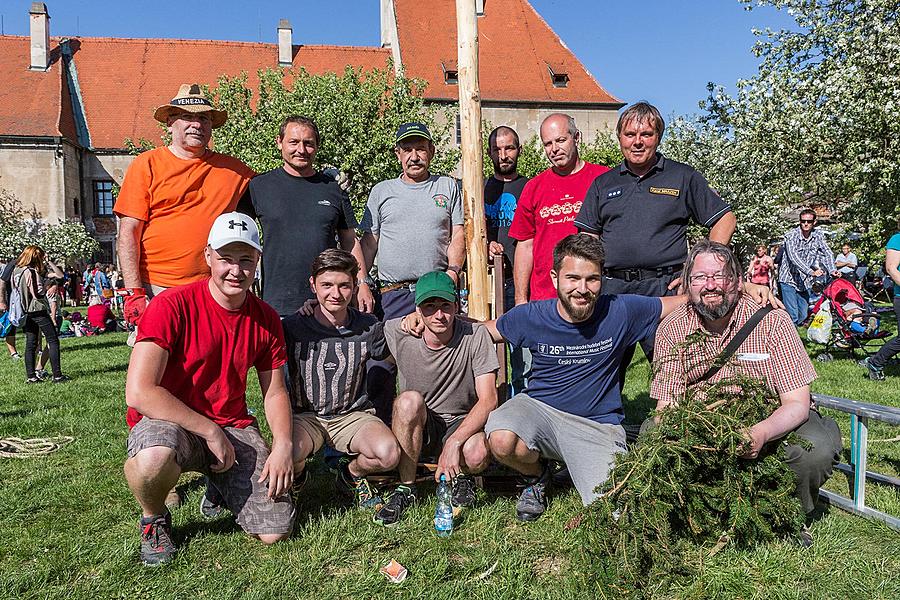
396, 122, 433, 143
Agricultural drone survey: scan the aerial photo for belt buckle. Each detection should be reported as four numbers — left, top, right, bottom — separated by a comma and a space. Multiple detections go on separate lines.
623, 269, 635, 282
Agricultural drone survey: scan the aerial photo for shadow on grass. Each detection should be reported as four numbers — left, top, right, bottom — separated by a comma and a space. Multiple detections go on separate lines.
65, 338, 128, 352
0, 408, 36, 419
69, 362, 129, 377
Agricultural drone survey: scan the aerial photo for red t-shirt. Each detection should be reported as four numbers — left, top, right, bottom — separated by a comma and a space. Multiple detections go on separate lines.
126, 279, 286, 430
508, 162, 610, 300
87, 303, 114, 329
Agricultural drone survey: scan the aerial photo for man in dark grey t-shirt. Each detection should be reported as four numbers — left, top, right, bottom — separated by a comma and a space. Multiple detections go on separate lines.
238, 115, 374, 316
372, 271, 499, 527
282, 249, 399, 510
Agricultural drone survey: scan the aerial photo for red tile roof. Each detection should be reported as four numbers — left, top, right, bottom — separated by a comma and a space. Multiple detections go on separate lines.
68, 37, 391, 149
0, 36, 72, 139
392, 0, 621, 105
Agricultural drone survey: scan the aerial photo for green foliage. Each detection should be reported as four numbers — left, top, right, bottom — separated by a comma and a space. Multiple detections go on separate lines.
578, 375, 805, 598
0, 188, 98, 263
697, 0, 900, 255
212, 67, 459, 217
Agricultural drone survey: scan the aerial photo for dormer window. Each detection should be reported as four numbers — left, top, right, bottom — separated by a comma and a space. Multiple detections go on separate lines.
442, 60, 458, 85
547, 62, 569, 88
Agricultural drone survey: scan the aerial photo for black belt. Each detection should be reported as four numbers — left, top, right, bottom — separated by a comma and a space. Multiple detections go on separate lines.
603, 264, 681, 282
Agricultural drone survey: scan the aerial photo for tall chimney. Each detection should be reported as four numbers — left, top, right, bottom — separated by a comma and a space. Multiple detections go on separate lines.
277, 19, 292, 67
29, 2, 50, 71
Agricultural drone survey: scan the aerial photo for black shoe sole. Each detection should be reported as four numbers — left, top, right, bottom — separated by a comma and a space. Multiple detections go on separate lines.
516, 510, 544, 522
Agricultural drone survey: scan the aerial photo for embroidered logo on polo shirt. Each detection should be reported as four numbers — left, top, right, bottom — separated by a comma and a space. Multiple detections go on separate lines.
433, 194, 449, 208
649, 187, 680, 197
318, 200, 331, 206
606, 188, 623, 199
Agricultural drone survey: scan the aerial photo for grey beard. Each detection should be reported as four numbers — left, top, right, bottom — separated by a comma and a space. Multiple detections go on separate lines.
691, 294, 737, 321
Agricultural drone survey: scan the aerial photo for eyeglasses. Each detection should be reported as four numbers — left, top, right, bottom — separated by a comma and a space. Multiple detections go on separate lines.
689, 273, 729, 285
800, 219, 815, 224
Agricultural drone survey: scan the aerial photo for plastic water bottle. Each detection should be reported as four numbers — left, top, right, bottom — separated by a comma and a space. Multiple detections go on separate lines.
458, 288, 469, 315
434, 474, 453, 537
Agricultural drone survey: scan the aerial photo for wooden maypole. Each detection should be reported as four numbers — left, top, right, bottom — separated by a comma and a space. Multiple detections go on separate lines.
456, 0, 489, 320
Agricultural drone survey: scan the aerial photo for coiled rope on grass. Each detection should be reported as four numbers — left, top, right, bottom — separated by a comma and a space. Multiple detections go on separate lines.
0, 436, 74, 458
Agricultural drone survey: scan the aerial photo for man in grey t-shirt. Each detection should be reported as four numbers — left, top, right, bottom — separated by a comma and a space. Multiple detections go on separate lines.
372, 271, 499, 527
359, 122, 466, 421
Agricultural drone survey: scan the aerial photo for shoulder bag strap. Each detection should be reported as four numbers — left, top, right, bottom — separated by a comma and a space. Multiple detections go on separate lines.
693, 306, 773, 384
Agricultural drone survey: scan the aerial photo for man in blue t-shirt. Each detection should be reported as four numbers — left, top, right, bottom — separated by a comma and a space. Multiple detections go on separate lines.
861, 231, 900, 380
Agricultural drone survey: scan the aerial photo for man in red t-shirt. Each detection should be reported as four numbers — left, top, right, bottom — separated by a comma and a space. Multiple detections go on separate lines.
508, 113, 610, 302
123, 212, 294, 566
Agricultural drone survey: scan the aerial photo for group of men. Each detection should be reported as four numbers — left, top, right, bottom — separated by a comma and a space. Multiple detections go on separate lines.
119, 83, 842, 566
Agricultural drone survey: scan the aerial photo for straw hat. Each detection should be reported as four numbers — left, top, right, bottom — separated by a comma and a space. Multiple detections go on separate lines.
153, 83, 227, 128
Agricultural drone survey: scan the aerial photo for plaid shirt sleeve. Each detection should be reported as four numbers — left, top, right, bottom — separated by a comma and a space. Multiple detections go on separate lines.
649, 308, 689, 405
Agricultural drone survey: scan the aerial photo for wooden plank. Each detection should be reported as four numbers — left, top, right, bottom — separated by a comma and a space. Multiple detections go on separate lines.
456, 0, 490, 321
812, 393, 900, 425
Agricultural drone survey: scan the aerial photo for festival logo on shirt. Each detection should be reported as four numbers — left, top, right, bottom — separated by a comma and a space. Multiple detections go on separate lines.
485, 192, 517, 228
433, 194, 449, 208
537, 337, 613, 364
538, 195, 582, 225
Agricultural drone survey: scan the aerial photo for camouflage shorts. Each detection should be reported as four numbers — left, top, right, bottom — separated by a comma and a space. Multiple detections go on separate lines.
127, 417, 294, 536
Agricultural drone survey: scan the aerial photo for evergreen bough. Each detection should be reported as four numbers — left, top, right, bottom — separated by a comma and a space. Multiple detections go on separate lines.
577, 375, 806, 598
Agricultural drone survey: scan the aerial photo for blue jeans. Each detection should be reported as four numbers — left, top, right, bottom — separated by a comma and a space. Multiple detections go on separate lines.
780, 283, 810, 325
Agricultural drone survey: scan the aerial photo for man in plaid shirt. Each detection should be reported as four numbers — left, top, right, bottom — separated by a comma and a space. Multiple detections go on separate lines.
778, 209, 837, 325
651, 240, 842, 543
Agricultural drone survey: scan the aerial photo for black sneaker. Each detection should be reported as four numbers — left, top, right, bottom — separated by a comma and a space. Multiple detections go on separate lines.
51, 374, 71, 384
289, 468, 310, 505
10, 352, 22, 360
450, 474, 477, 509
35, 369, 48, 380
516, 466, 550, 522
199, 479, 226, 519
373, 484, 416, 526
25, 376, 44, 384
139, 512, 177, 566
862, 357, 886, 381
335, 461, 383, 510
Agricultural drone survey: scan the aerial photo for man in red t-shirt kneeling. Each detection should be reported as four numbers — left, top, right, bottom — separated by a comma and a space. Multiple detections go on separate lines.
123, 212, 295, 566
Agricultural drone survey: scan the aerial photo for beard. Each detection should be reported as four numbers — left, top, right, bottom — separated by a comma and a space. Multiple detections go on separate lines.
558, 289, 597, 322
494, 160, 517, 175
691, 290, 738, 321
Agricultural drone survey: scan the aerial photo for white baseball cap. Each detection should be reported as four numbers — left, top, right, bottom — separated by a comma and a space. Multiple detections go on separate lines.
207, 212, 262, 253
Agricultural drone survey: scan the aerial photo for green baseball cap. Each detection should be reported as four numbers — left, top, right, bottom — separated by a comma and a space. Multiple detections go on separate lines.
415, 271, 457, 305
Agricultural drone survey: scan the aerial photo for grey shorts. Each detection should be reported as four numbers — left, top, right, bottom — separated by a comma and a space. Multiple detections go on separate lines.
485, 393, 627, 505
127, 417, 294, 536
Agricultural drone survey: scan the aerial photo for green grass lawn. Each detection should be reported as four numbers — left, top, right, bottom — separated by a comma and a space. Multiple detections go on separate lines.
1, 315, 899, 599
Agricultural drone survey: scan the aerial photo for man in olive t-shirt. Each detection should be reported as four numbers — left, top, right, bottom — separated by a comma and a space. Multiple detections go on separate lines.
372, 271, 499, 527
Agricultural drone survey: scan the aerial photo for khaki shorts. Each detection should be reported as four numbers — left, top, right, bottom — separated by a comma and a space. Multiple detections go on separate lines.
127, 417, 294, 536
293, 409, 383, 454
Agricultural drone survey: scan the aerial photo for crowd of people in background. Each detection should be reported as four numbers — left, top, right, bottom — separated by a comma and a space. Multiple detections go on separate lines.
1, 81, 898, 567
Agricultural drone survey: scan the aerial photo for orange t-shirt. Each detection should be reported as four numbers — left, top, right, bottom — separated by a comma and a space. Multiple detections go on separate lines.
113, 147, 255, 288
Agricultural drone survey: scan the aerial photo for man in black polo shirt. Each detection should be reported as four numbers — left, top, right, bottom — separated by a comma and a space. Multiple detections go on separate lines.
238, 115, 373, 317
574, 101, 736, 382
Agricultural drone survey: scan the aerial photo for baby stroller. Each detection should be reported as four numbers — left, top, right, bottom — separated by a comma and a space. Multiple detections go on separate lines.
809, 278, 889, 361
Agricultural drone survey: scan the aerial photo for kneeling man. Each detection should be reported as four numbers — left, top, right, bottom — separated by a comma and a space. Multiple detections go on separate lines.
375, 271, 499, 526
282, 249, 399, 510
651, 240, 841, 542
124, 213, 294, 566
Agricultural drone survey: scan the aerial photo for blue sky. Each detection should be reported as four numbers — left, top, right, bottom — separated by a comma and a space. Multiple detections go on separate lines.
1, 0, 796, 118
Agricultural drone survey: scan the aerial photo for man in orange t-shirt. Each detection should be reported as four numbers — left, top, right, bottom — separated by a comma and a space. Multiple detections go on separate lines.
114, 83, 255, 326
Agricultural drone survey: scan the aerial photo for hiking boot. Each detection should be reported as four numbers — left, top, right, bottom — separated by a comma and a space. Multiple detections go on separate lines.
450, 474, 477, 509
373, 484, 416, 526
798, 524, 814, 548
335, 461, 383, 510
861, 357, 886, 381
199, 479, 226, 519
139, 512, 177, 566
516, 466, 550, 522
